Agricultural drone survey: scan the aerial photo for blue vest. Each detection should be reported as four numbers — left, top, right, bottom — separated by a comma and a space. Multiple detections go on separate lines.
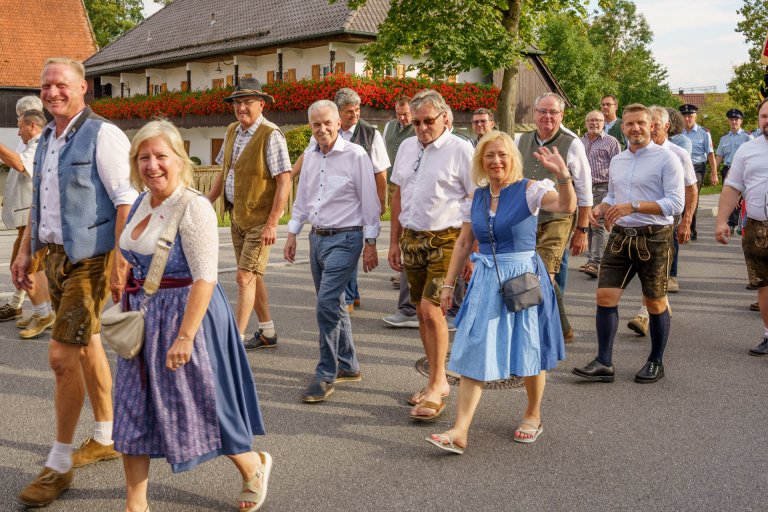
31, 107, 117, 262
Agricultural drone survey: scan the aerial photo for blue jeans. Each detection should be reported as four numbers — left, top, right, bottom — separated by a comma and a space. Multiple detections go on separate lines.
309, 231, 362, 383
344, 261, 361, 305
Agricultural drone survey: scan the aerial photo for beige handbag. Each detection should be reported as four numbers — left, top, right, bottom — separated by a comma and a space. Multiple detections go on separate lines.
102, 189, 197, 359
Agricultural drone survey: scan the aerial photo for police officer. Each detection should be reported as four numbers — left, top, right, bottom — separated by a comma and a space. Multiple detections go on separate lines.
715, 108, 753, 232
680, 104, 718, 240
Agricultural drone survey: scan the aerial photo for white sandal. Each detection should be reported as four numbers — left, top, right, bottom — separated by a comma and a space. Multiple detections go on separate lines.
238, 452, 273, 512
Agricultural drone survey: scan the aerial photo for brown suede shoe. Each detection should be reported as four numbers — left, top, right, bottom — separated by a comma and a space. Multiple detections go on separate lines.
72, 437, 120, 468
17, 467, 72, 507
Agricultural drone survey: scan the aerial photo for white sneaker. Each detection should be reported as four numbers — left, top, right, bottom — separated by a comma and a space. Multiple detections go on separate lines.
382, 312, 419, 328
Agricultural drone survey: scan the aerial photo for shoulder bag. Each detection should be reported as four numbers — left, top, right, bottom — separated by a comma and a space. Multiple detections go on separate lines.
101, 189, 198, 359
484, 189, 542, 312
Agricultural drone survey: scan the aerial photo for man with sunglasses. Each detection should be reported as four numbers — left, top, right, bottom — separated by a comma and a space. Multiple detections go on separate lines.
388, 90, 475, 421
208, 78, 292, 350
716, 98, 768, 357
518, 93, 592, 343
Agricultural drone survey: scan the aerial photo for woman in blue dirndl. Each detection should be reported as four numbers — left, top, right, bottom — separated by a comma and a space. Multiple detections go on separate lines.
426, 131, 576, 454
112, 120, 270, 512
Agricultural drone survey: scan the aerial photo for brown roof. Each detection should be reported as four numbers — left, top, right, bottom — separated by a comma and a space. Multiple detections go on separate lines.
0, 0, 96, 87
85, 0, 389, 76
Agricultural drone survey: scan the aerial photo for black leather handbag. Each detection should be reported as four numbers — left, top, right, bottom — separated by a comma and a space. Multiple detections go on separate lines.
485, 190, 542, 312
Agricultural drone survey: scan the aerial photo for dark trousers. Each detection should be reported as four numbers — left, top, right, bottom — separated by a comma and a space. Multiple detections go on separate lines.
691, 162, 706, 236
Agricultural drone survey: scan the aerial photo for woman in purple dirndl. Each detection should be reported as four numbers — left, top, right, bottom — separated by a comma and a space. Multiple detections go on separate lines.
112, 120, 271, 512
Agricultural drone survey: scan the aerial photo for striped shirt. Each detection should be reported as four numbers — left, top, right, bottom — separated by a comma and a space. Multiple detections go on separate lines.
215, 115, 291, 204
580, 132, 621, 184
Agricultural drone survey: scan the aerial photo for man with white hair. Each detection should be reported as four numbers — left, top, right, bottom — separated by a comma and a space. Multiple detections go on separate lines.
0, 107, 54, 338
284, 100, 380, 403
388, 90, 474, 421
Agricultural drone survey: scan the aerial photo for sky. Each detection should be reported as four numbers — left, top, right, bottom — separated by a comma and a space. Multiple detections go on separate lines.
141, 0, 752, 92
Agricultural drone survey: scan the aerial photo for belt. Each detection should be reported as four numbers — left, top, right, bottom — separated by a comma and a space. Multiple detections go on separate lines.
46, 243, 66, 253
746, 218, 768, 227
403, 227, 461, 237
613, 224, 670, 236
310, 226, 362, 236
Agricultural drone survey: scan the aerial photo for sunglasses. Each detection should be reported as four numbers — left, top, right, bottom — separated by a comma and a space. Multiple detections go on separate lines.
412, 113, 443, 127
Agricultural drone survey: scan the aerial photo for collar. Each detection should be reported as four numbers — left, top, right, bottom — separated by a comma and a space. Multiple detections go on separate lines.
535, 128, 561, 145
236, 116, 263, 135
684, 124, 700, 134
314, 134, 348, 154
629, 141, 653, 155
419, 126, 451, 150
25, 134, 41, 147
341, 124, 357, 136
47, 107, 88, 142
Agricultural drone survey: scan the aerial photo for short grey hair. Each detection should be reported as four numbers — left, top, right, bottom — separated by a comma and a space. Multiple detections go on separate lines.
585, 110, 604, 121
16, 96, 43, 117
308, 100, 339, 121
334, 88, 361, 109
444, 106, 454, 124
535, 92, 565, 112
19, 110, 47, 129
410, 90, 448, 114
649, 105, 669, 125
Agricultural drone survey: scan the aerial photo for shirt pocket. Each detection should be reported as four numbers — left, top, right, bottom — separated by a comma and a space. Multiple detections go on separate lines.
326, 175, 349, 196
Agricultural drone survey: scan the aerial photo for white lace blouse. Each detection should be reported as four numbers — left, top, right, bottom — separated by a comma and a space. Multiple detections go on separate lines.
119, 186, 219, 283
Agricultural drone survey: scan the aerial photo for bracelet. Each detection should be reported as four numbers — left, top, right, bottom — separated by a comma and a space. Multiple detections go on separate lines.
557, 176, 572, 185
441, 285, 455, 290
177, 335, 191, 342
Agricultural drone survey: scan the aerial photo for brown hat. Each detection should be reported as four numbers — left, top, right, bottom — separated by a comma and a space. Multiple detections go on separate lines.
223, 77, 274, 104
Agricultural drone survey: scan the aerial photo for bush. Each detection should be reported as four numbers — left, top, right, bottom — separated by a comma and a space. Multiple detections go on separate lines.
285, 125, 312, 163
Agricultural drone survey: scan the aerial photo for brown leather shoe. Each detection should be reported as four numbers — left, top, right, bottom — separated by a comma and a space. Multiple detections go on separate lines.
564, 329, 574, 344
72, 437, 120, 468
17, 467, 73, 507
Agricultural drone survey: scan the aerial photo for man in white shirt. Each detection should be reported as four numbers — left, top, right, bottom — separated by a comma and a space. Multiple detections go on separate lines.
14, 58, 137, 507
388, 90, 475, 421
284, 100, 380, 403
716, 98, 768, 357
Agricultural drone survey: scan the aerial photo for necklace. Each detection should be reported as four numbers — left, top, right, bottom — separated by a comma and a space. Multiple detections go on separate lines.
489, 182, 510, 199
490, 191, 501, 199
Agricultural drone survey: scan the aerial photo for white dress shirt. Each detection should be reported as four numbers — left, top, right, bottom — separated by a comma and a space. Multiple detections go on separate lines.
660, 139, 697, 186
724, 136, 768, 221
38, 111, 137, 244
289, 136, 381, 239
391, 129, 475, 232
339, 124, 391, 173
532, 130, 593, 208
603, 142, 684, 227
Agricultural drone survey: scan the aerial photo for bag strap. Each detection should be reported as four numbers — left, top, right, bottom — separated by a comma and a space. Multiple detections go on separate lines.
484, 189, 504, 294
142, 188, 199, 297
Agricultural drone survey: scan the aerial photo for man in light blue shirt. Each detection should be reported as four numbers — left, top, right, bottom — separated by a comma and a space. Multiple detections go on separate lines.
716, 108, 753, 231
680, 103, 718, 240
573, 103, 683, 385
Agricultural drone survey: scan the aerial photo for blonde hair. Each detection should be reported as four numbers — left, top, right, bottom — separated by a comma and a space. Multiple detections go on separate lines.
129, 119, 194, 192
42, 58, 85, 81
470, 131, 523, 187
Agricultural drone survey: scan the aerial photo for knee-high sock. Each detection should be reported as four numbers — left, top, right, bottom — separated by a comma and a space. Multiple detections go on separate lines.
648, 308, 671, 363
596, 305, 619, 366
554, 282, 571, 335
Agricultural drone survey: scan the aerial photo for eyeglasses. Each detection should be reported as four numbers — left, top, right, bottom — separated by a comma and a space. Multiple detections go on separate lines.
234, 99, 259, 106
472, 119, 489, 125
412, 114, 443, 127
535, 108, 561, 117
600, 102, 615, 107
412, 147, 425, 172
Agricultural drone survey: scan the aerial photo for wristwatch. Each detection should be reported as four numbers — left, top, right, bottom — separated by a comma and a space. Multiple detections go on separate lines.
365, 238, 377, 246
575, 226, 588, 233
631, 201, 641, 213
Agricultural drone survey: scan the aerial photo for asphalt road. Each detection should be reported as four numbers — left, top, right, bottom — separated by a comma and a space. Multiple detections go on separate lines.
0, 194, 766, 511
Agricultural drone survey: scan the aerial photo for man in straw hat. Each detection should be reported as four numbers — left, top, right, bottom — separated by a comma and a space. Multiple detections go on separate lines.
208, 78, 292, 350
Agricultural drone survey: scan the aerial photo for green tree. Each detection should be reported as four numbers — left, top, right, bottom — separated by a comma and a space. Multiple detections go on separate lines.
340, 0, 596, 134
727, 0, 768, 125
538, 0, 676, 129
84, 0, 144, 48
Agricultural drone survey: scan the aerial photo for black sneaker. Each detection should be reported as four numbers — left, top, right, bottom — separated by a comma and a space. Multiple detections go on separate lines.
244, 329, 278, 350
301, 380, 334, 403
0, 303, 21, 322
335, 369, 362, 382
749, 337, 768, 357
